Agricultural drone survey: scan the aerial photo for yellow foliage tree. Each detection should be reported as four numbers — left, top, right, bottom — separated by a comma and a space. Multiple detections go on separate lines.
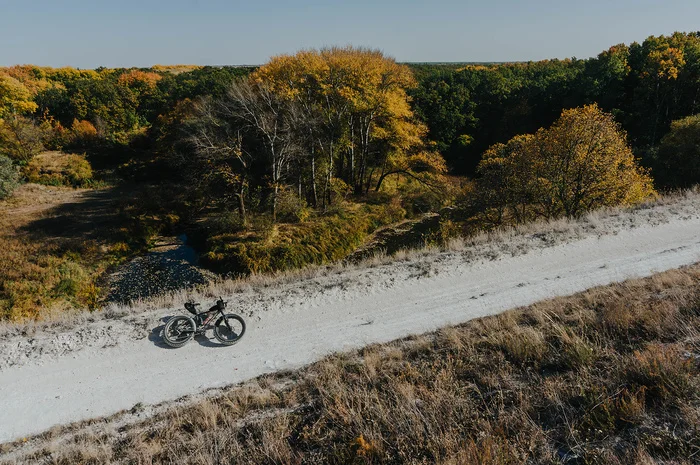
252, 47, 441, 199
477, 104, 655, 224
0, 74, 37, 118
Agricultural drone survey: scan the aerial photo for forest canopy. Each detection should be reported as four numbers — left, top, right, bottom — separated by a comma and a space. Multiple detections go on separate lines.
0, 34, 696, 238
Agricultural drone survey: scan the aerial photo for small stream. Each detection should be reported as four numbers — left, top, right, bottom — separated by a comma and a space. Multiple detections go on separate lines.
106, 234, 217, 304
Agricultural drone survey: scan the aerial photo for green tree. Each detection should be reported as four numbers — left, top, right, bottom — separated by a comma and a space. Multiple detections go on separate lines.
655, 113, 700, 188
0, 155, 20, 199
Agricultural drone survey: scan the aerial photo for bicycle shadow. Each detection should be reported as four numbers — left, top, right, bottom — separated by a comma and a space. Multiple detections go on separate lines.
149, 316, 227, 349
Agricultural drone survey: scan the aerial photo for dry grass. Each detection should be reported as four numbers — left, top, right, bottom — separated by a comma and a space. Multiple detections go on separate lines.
4, 265, 699, 464
0, 184, 102, 320
0, 181, 181, 321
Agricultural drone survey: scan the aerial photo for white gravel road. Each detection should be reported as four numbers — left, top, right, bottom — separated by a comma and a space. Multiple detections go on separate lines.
1, 204, 699, 444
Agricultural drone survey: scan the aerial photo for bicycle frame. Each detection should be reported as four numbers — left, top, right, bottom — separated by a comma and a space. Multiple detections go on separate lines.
187, 298, 233, 333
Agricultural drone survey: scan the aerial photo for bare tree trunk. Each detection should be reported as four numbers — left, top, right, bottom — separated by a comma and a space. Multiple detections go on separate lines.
311, 148, 318, 207
237, 181, 247, 226
327, 140, 334, 206
349, 117, 355, 186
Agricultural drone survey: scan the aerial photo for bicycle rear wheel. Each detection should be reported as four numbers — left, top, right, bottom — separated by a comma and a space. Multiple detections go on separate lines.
163, 316, 196, 348
214, 314, 246, 346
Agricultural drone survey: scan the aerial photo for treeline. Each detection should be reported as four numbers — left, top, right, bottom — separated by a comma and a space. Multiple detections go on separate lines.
0, 33, 698, 240
0, 64, 254, 180
411, 32, 700, 187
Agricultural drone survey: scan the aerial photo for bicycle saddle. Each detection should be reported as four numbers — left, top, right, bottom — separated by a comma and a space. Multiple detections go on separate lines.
184, 302, 201, 315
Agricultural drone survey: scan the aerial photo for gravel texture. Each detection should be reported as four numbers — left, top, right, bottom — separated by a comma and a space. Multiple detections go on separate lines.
106, 235, 217, 304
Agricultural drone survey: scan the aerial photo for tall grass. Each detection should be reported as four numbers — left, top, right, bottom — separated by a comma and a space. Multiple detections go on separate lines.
201, 202, 407, 275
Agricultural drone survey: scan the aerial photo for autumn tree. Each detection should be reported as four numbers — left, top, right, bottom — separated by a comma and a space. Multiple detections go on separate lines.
476, 134, 538, 225
252, 47, 445, 201
0, 74, 38, 118
477, 104, 655, 224
0, 115, 46, 164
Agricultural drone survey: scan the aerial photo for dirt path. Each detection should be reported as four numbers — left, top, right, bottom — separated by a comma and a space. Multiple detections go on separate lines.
1, 203, 699, 443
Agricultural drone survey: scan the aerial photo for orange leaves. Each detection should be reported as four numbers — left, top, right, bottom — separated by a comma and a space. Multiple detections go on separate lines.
252, 47, 416, 119
71, 119, 98, 138
117, 70, 163, 90
646, 47, 685, 80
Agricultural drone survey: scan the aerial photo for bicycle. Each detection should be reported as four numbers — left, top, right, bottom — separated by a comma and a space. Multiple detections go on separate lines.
162, 297, 246, 348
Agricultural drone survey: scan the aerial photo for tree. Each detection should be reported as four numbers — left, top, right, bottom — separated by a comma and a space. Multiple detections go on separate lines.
0, 74, 37, 118
477, 104, 655, 224
0, 115, 46, 164
476, 134, 538, 225
184, 79, 301, 221
0, 155, 20, 199
184, 96, 252, 223
252, 47, 442, 200
655, 113, 700, 188
223, 79, 301, 220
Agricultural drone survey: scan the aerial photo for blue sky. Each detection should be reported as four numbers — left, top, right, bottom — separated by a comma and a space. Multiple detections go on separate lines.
1, 0, 699, 68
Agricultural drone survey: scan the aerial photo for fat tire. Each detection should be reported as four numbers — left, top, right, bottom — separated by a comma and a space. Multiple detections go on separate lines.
214, 314, 246, 346
163, 315, 196, 348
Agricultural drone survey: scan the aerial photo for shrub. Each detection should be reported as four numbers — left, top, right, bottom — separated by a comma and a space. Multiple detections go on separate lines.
24, 152, 93, 188
70, 119, 99, 147
655, 113, 700, 188
0, 155, 20, 199
0, 115, 46, 164
202, 203, 406, 275
275, 187, 311, 223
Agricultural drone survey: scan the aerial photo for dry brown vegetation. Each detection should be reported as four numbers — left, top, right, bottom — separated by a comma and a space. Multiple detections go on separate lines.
0, 182, 175, 320
0, 184, 103, 319
3, 264, 699, 464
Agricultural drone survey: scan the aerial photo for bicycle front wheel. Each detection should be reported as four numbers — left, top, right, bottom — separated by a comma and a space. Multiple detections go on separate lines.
214, 314, 246, 346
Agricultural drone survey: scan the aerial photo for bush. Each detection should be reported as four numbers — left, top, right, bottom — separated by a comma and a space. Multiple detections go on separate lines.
24, 152, 93, 187
275, 188, 311, 223
0, 155, 20, 199
655, 113, 700, 188
70, 119, 99, 148
0, 115, 46, 163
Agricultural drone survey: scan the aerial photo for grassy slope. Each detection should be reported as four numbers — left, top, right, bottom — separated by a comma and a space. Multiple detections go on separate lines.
5, 265, 699, 464
0, 182, 170, 320
197, 197, 412, 276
